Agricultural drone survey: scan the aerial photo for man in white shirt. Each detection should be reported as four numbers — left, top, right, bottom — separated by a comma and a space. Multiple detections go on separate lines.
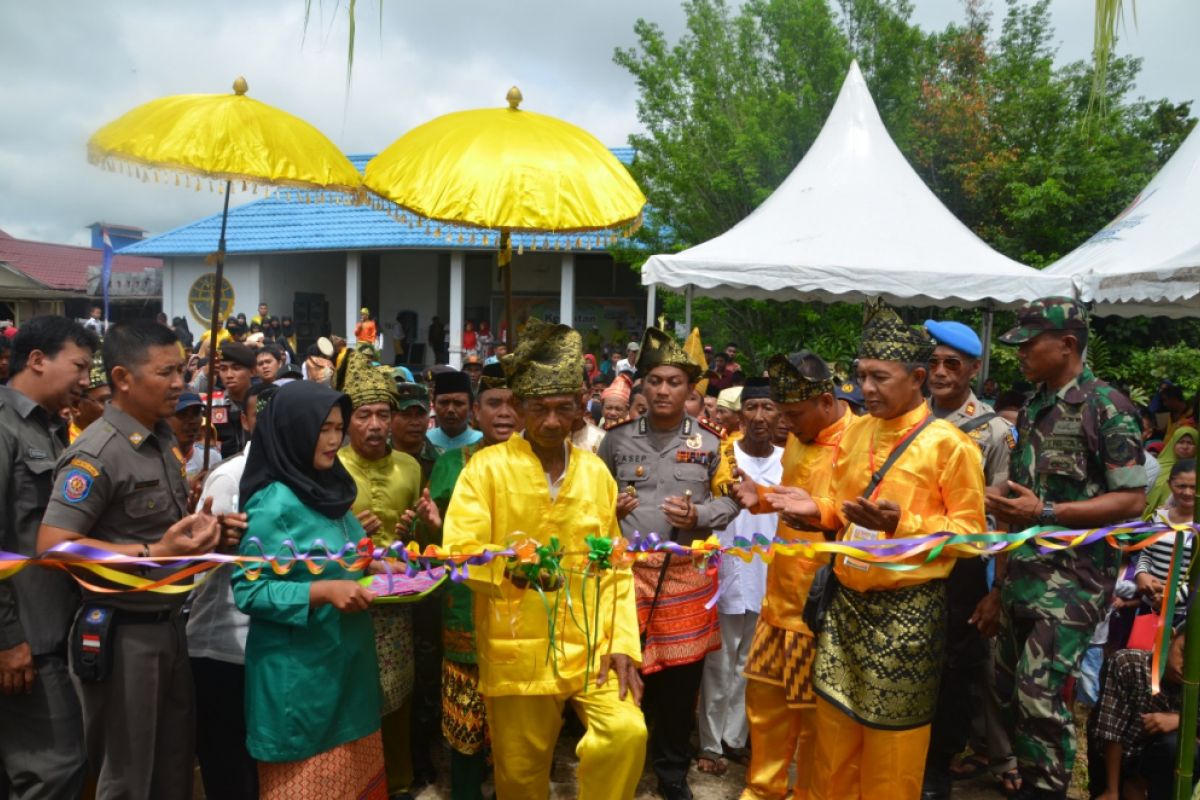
614, 341, 640, 375
187, 381, 274, 800
697, 378, 782, 775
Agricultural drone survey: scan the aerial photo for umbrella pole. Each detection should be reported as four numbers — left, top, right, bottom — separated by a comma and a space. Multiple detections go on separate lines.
201, 181, 232, 482
500, 230, 514, 347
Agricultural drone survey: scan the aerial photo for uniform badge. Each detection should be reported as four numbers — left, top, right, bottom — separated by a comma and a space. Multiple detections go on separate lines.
86, 607, 108, 624
1005, 429, 1017, 450
26, 447, 48, 460
635, 465, 645, 477
62, 469, 93, 503
69, 458, 100, 478
965, 402, 976, 416
686, 433, 703, 450
129, 432, 145, 446
842, 382, 854, 393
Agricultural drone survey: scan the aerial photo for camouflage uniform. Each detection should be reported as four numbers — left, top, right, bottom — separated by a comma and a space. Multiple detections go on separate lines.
994, 298, 1146, 796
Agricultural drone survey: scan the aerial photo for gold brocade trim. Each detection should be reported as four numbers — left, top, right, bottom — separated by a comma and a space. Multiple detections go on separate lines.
743, 621, 817, 708
812, 580, 946, 730
442, 660, 488, 756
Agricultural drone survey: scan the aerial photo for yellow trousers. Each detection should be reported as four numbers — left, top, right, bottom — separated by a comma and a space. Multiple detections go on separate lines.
810, 697, 930, 800
739, 679, 816, 800
486, 679, 647, 800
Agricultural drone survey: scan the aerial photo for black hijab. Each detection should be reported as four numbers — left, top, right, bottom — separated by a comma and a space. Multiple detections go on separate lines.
239, 380, 357, 519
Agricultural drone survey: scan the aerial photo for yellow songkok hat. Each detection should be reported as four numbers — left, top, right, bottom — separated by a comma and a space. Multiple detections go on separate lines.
858, 300, 935, 363
501, 317, 583, 399
335, 347, 397, 409
635, 326, 701, 381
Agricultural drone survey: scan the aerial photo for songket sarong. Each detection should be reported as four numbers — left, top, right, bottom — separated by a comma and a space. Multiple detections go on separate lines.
369, 605, 414, 716
813, 579, 947, 730
259, 730, 387, 800
743, 622, 817, 708
442, 659, 488, 755
634, 554, 721, 674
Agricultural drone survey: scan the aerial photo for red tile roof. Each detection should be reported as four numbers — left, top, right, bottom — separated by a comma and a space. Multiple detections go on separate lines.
0, 229, 161, 292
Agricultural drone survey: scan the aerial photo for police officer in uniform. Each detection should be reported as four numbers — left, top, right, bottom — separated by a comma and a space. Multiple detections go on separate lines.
920, 319, 1016, 799
36, 321, 222, 800
986, 298, 1146, 799
597, 326, 738, 800
0, 317, 96, 800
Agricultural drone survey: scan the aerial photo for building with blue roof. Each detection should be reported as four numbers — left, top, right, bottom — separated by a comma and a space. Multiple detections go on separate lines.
124, 150, 648, 366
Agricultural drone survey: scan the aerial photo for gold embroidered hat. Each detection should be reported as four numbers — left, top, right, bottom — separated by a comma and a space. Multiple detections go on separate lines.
501, 317, 583, 398
767, 350, 835, 403
478, 362, 509, 393
635, 326, 701, 381
335, 347, 397, 409
88, 345, 107, 389
857, 300, 935, 363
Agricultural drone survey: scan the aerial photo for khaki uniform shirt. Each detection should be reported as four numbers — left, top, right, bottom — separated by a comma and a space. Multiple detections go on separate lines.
0, 385, 78, 654
930, 391, 1014, 487
42, 405, 190, 611
597, 414, 739, 539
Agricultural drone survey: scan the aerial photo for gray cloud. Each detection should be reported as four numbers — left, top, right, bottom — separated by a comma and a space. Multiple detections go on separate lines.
1, 1, 1194, 246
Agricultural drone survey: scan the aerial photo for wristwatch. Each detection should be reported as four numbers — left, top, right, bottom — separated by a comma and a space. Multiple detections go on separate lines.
1038, 501, 1057, 526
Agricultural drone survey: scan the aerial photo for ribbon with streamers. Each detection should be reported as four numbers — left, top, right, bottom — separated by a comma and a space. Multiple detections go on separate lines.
4, 520, 1195, 590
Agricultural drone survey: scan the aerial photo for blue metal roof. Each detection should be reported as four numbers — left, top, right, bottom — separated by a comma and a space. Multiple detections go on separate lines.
121, 148, 641, 257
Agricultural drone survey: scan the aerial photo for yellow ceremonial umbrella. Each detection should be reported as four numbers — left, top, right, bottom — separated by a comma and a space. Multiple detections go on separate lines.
364, 87, 646, 342
89, 76, 365, 472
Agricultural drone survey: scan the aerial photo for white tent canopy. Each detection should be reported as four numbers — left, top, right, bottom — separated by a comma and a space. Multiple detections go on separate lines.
641, 61, 1073, 310
1044, 124, 1200, 318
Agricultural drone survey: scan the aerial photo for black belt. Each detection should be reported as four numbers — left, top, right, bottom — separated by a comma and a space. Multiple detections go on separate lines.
114, 608, 178, 625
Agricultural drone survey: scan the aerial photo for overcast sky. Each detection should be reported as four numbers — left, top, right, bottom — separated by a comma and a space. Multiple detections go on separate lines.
1, 1, 1196, 247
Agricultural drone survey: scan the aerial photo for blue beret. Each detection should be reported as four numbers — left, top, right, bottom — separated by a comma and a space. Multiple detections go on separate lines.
923, 320, 982, 359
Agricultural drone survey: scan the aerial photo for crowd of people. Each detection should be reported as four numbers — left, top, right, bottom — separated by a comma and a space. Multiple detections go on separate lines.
0, 293, 1194, 800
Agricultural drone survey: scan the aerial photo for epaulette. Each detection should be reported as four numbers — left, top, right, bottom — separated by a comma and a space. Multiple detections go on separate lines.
72, 419, 119, 458
698, 419, 724, 438
607, 416, 640, 431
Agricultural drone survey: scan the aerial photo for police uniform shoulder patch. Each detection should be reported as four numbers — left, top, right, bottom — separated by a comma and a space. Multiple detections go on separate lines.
69, 457, 100, 478
607, 416, 639, 431
697, 419, 724, 438
1005, 429, 1017, 450
62, 468, 93, 503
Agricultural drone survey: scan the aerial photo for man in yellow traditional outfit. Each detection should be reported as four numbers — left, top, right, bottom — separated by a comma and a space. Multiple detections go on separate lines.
442, 318, 646, 800
768, 304, 986, 800
335, 350, 423, 798
732, 351, 853, 800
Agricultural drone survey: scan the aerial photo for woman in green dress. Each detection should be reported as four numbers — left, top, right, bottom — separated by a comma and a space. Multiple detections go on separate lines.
233, 380, 386, 800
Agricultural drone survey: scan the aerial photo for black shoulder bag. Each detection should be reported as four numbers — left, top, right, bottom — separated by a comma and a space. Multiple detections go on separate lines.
802, 415, 935, 634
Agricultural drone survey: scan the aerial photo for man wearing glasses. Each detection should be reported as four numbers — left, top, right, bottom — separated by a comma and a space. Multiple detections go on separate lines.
920, 319, 1016, 800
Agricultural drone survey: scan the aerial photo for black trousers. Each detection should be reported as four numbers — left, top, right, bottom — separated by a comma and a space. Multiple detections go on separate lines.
642, 659, 705, 789
925, 558, 989, 775
410, 603, 443, 779
192, 657, 257, 800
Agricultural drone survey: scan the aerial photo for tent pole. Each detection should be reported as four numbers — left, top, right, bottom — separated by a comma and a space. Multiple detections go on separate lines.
1175, 549, 1200, 798
978, 305, 994, 392
685, 285, 693, 331
645, 284, 657, 332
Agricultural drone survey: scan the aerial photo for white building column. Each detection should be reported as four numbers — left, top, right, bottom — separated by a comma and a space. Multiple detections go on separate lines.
560, 253, 575, 327
645, 283, 657, 331
449, 250, 465, 368
345, 251, 361, 343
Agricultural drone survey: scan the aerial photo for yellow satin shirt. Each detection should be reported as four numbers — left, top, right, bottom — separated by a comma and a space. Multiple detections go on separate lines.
814, 404, 986, 592
443, 435, 640, 697
339, 445, 422, 547
760, 408, 853, 631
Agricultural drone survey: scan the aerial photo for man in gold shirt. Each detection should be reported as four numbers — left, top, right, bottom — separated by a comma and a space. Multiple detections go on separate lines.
443, 318, 646, 800
732, 351, 853, 800
335, 349, 423, 798
769, 304, 986, 800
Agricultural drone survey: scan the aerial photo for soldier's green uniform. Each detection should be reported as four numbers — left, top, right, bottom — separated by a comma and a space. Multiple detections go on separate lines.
994, 298, 1146, 796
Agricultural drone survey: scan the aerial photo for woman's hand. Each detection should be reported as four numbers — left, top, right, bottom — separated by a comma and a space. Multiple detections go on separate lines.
310, 580, 376, 612
355, 509, 382, 537
217, 512, 249, 551
414, 489, 442, 530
